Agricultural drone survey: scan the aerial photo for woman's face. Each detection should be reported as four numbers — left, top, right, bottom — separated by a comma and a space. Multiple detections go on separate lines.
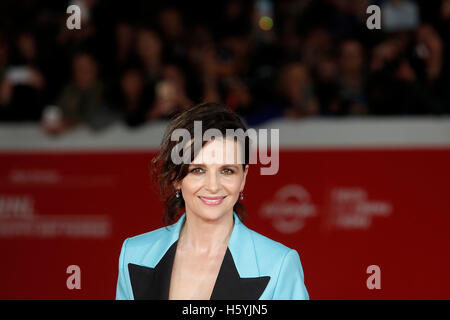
177, 137, 248, 222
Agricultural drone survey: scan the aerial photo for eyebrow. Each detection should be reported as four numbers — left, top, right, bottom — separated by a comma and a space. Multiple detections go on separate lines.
188, 164, 240, 168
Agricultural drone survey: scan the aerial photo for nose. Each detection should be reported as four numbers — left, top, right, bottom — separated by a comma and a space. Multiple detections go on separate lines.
205, 170, 220, 193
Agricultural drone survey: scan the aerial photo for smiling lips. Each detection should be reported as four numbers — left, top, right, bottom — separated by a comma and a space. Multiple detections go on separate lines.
198, 196, 227, 206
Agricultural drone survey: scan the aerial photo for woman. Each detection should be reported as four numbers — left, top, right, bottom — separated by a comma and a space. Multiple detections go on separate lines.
115, 102, 309, 300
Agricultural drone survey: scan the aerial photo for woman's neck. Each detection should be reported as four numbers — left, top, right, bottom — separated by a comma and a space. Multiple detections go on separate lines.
178, 212, 234, 255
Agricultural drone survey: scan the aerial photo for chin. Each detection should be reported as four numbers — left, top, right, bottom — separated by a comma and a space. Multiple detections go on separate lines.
190, 202, 234, 222
199, 208, 230, 221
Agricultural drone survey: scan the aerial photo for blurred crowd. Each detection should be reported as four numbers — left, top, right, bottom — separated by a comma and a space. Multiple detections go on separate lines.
0, 0, 449, 134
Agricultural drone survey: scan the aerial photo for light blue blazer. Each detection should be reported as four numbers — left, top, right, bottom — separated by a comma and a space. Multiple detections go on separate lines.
116, 212, 309, 300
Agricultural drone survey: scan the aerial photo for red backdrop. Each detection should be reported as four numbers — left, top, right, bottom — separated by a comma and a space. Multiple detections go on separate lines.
1, 148, 449, 299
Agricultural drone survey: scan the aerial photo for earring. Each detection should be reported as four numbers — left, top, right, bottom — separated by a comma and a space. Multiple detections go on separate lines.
240, 192, 244, 201
175, 190, 180, 198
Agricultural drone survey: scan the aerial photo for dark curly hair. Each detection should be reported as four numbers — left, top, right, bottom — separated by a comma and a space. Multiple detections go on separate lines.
151, 102, 251, 226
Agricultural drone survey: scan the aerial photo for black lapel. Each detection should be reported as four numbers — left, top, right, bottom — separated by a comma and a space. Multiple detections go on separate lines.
128, 241, 270, 300
210, 248, 270, 300
128, 240, 178, 300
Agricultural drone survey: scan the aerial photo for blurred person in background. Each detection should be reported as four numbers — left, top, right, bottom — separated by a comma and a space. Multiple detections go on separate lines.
301, 27, 334, 70
223, 77, 254, 118
414, 25, 443, 83
326, 0, 366, 38
0, 32, 11, 119
366, 25, 443, 115
440, 0, 450, 43
0, 30, 46, 122
415, 23, 448, 111
42, 51, 116, 134
276, 61, 319, 118
158, 7, 187, 63
185, 25, 219, 103
382, 0, 420, 33
313, 56, 340, 116
335, 39, 369, 115
110, 66, 151, 128
135, 27, 163, 113
366, 38, 400, 114
0, 32, 7, 74
111, 22, 139, 80
438, 0, 450, 112
185, 18, 257, 119
55, 0, 113, 59
276, 15, 302, 61
147, 63, 193, 120
56, 0, 100, 52
216, 32, 255, 117
136, 27, 163, 86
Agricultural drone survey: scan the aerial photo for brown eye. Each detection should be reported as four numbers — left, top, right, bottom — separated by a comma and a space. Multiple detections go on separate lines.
190, 167, 204, 174
221, 168, 234, 175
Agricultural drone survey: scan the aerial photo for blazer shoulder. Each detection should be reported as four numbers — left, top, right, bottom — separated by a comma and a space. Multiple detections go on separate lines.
126, 225, 169, 248
121, 224, 176, 265
246, 227, 294, 262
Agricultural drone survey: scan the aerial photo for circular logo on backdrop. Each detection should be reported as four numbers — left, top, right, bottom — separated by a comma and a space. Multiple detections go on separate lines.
259, 184, 317, 234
